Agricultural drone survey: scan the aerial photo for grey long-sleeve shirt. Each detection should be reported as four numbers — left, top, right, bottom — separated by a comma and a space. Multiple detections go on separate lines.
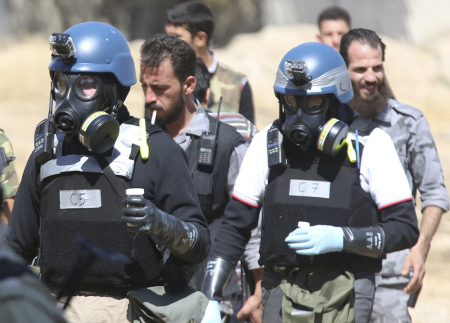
372, 99, 449, 283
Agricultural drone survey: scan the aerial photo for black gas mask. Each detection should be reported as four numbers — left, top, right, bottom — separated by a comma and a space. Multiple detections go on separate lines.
51, 72, 120, 153
281, 94, 348, 156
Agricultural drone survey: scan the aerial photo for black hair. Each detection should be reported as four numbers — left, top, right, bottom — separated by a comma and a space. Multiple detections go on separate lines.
166, 1, 214, 46
317, 6, 351, 30
340, 28, 386, 66
193, 58, 210, 103
140, 34, 196, 84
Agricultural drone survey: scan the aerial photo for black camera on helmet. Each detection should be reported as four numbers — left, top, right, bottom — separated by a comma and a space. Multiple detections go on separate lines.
284, 60, 312, 86
49, 33, 76, 62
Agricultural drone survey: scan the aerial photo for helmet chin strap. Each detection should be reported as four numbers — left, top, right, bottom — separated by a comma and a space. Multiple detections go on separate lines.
111, 99, 123, 119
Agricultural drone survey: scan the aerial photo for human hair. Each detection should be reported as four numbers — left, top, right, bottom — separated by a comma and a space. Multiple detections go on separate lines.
166, 1, 214, 46
317, 6, 351, 30
340, 28, 386, 66
193, 58, 210, 103
140, 34, 196, 84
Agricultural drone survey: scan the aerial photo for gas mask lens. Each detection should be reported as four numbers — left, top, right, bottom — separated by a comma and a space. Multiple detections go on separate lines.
54, 73, 68, 99
284, 95, 298, 113
75, 76, 99, 100
283, 94, 329, 115
305, 95, 327, 113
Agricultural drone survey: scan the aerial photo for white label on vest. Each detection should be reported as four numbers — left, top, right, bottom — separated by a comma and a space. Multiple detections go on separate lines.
60, 190, 102, 209
289, 179, 330, 198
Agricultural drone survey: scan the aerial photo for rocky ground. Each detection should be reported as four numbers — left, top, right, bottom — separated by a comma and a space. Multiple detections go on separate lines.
1, 24, 449, 321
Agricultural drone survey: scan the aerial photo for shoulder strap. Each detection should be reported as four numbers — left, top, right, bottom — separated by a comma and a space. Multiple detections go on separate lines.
95, 155, 127, 199
349, 116, 378, 136
95, 122, 164, 199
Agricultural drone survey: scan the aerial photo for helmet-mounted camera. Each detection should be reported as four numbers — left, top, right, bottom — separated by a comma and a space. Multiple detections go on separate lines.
284, 60, 312, 86
49, 33, 76, 63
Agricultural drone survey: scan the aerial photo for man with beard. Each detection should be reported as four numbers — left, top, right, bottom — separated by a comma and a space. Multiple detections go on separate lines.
140, 34, 253, 321
340, 28, 449, 323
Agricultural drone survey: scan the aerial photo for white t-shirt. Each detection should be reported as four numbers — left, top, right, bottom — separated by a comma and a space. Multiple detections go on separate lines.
232, 124, 413, 210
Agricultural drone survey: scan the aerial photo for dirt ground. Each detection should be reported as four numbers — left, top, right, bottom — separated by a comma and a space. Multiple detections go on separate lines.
1, 24, 449, 320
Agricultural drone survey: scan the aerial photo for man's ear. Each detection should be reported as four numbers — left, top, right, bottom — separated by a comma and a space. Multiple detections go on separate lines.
194, 31, 208, 49
184, 76, 196, 96
317, 34, 323, 43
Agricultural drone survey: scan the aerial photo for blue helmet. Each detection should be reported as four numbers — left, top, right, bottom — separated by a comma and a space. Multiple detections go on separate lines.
48, 21, 136, 87
273, 42, 353, 103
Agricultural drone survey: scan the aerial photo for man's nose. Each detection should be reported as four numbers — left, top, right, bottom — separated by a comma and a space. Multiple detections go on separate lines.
144, 87, 157, 104
332, 34, 341, 49
364, 70, 377, 83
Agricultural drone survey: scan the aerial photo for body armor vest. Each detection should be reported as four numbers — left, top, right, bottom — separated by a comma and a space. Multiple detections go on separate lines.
260, 117, 381, 272
185, 115, 246, 293
186, 115, 246, 224
39, 119, 164, 287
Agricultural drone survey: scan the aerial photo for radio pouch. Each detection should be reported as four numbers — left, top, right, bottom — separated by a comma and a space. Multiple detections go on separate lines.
279, 265, 355, 323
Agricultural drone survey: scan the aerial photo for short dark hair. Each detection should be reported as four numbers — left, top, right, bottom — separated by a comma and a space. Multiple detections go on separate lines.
140, 34, 196, 84
340, 28, 386, 66
166, 1, 214, 46
318, 6, 351, 30
193, 58, 210, 103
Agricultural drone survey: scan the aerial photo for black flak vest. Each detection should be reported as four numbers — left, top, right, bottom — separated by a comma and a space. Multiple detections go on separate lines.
260, 116, 382, 273
38, 119, 165, 287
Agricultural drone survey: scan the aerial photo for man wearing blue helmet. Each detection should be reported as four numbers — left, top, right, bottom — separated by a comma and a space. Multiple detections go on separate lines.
7, 22, 210, 323
200, 42, 419, 323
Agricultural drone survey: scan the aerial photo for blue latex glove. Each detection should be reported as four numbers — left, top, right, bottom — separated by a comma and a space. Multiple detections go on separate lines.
285, 225, 344, 255
201, 300, 222, 323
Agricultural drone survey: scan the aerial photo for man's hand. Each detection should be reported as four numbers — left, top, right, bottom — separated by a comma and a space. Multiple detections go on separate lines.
237, 268, 263, 323
402, 243, 426, 294
201, 300, 222, 323
285, 225, 344, 255
402, 206, 445, 294
121, 196, 161, 234
237, 294, 262, 323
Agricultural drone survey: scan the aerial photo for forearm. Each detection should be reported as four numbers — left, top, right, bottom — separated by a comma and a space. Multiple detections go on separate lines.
415, 205, 445, 259
252, 267, 263, 296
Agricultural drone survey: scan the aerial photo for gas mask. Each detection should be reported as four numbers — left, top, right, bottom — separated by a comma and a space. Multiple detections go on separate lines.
281, 94, 348, 156
51, 72, 120, 153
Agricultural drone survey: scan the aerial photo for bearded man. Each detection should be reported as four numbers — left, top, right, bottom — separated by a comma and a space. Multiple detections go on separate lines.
340, 28, 449, 323
140, 35, 259, 322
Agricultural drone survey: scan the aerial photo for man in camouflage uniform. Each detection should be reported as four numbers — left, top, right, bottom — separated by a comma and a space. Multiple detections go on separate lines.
165, 1, 255, 124
340, 28, 449, 323
0, 129, 19, 224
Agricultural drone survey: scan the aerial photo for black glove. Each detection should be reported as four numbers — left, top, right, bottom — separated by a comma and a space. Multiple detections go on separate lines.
342, 225, 385, 258
201, 257, 234, 302
121, 196, 198, 258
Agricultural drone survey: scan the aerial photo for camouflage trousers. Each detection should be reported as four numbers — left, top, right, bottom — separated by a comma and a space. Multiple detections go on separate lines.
369, 285, 411, 323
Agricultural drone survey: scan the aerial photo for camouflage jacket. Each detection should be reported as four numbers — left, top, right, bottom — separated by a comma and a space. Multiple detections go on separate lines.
0, 130, 19, 199
208, 55, 255, 124
371, 99, 449, 284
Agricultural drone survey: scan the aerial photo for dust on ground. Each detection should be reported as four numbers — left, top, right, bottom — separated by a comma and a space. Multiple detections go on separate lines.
1, 24, 449, 321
